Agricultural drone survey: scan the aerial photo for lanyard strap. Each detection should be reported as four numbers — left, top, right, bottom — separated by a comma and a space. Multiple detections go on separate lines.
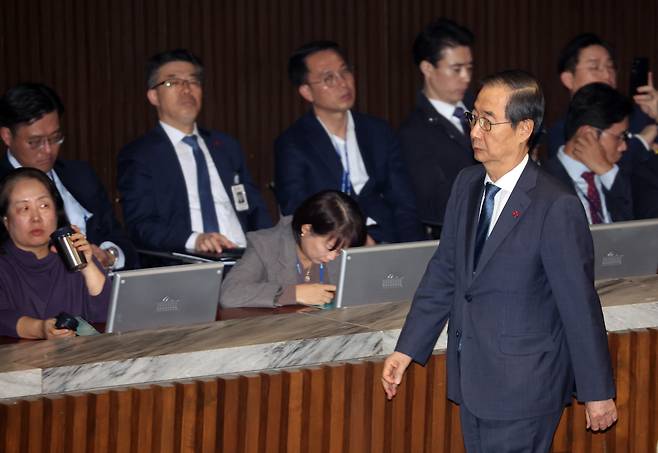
296, 261, 325, 283
331, 138, 352, 195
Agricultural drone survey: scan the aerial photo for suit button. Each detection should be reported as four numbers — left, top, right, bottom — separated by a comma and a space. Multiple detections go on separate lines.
456, 330, 461, 338
465, 294, 472, 302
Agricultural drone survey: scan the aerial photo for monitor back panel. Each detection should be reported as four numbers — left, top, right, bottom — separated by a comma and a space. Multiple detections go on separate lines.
106, 262, 224, 333
331, 240, 439, 308
591, 219, 658, 280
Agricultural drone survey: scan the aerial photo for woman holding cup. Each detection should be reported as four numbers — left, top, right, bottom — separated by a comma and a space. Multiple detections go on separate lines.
0, 167, 109, 339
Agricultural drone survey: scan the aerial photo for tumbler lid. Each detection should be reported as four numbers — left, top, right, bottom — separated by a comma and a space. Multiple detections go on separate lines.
50, 225, 74, 239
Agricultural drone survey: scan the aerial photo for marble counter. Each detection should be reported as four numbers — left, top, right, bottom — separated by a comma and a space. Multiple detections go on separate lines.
1, 275, 657, 400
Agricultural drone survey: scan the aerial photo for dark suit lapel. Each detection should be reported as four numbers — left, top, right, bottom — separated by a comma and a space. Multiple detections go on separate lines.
465, 170, 485, 285
301, 112, 343, 182
351, 112, 377, 195
473, 161, 536, 278
417, 93, 471, 151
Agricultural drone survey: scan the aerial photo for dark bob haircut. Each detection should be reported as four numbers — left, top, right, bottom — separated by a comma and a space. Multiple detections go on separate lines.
0, 167, 69, 248
564, 82, 632, 142
288, 41, 349, 88
291, 190, 366, 249
412, 18, 474, 66
145, 48, 204, 89
480, 70, 545, 150
557, 33, 615, 75
0, 83, 65, 133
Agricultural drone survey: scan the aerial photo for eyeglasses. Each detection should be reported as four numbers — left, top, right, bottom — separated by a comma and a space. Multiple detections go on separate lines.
151, 77, 202, 90
307, 67, 354, 88
26, 133, 65, 150
463, 111, 512, 132
593, 127, 632, 143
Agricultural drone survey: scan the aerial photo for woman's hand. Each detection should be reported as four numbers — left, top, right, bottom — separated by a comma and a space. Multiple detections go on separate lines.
42, 318, 76, 339
69, 225, 93, 263
70, 225, 107, 296
295, 283, 336, 305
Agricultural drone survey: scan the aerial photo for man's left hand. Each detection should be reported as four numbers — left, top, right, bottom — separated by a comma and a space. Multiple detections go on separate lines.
585, 399, 617, 431
90, 244, 114, 268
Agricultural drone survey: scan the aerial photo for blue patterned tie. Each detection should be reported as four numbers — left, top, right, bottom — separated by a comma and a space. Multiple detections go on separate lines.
473, 182, 501, 269
182, 135, 220, 233
452, 106, 470, 135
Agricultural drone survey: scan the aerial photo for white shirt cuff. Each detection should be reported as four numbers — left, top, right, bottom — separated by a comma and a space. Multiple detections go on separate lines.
633, 135, 650, 151
99, 241, 125, 270
599, 165, 619, 191
185, 233, 200, 251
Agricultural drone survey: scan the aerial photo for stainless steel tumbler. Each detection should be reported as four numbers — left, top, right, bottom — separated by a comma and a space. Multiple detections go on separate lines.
50, 226, 87, 271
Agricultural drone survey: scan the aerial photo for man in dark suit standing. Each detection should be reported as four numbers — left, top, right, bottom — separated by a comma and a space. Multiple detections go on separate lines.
399, 18, 477, 239
543, 83, 634, 223
274, 41, 424, 244
382, 71, 616, 452
0, 83, 138, 269
118, 49, 271, 254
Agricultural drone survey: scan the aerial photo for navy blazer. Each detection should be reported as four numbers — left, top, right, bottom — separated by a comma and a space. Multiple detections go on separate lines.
398, 92, 476, 227
117, 125, 272, 251
395, 161, 614, 420
274, 110, 424, 243
541, 156, 634, 222
0, 156, 139, 269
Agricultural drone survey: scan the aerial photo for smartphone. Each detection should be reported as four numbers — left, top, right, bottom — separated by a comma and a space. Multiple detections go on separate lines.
629, 57, 649, 95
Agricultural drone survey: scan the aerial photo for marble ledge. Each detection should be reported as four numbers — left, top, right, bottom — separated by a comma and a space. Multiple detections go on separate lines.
1, 275, 658, 400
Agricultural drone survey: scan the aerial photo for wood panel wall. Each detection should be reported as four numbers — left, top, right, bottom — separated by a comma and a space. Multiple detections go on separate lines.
1, 328, 656, 453
0, 0, 657, 217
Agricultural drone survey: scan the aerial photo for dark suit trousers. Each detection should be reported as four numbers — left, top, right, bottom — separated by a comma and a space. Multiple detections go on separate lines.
459, 404, 563, 453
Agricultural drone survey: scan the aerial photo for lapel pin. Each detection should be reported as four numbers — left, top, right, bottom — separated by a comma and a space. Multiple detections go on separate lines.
512, 210, 521, 218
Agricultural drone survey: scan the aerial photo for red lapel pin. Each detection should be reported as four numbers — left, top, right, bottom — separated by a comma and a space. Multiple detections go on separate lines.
512, 210, 521, 218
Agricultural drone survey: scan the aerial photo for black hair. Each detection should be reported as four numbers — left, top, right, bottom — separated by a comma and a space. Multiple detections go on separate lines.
0, 83, 64, 133
557, 33, 615, 74
288, 41, 349, 87
412, 18, 474, 66
0, 167, 69, 248
480, 70, 545, 150
291, 190, 366, 249
564, 82, 632, 142
145, 48, 204, 89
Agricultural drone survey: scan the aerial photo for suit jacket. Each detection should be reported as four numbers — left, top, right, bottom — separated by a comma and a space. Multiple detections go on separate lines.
220, 217, 338, 308
0, 156, 139, 269
395, 160, 614, 420
117, 125, 272, 251
398, 92, 476, 227
542, 157, 634, 222
274, 110, 424, 243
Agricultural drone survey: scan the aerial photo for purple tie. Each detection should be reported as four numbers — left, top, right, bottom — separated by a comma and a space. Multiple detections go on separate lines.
581, 171, 603, 224
452, 106, 470, 135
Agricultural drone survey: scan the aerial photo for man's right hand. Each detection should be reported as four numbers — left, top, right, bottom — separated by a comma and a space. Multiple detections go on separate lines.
195, 232, 237, 253
381, 351, 412, 400
566, 126, 614, 174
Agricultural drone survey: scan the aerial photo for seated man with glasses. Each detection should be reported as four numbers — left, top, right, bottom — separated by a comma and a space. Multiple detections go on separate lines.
542, 82, 634, 223
118, 49, 271, 255
274, 41, 424, 243
0, 83, 138, 269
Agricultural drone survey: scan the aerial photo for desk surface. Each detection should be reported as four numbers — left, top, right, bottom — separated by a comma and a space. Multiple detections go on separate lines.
1, 275, 657, 400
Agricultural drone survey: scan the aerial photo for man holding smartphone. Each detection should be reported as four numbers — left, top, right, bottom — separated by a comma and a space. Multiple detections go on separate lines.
546, 33, 658, 219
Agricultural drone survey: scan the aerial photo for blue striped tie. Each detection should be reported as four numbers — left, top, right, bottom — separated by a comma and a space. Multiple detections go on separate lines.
473, 182, 500, 269
182, 135, 220, 233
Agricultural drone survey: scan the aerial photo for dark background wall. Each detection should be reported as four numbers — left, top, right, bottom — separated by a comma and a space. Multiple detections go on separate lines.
1, 0, 656, 218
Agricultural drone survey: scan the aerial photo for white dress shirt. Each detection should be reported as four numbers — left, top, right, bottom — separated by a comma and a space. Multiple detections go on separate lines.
159, 121, 247, 248
7, 151, 126, 269
556, 146, 615, 224
317, 111, 376, 226
480, 154, 529, 236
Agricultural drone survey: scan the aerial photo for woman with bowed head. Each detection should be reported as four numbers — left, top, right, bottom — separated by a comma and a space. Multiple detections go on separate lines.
0, 167, 110, 339
221, 190, 367, 308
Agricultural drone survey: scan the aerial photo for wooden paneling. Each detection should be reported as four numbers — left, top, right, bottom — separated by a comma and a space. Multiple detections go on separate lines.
1, 0, 656, 218
1, 328, 657, 452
